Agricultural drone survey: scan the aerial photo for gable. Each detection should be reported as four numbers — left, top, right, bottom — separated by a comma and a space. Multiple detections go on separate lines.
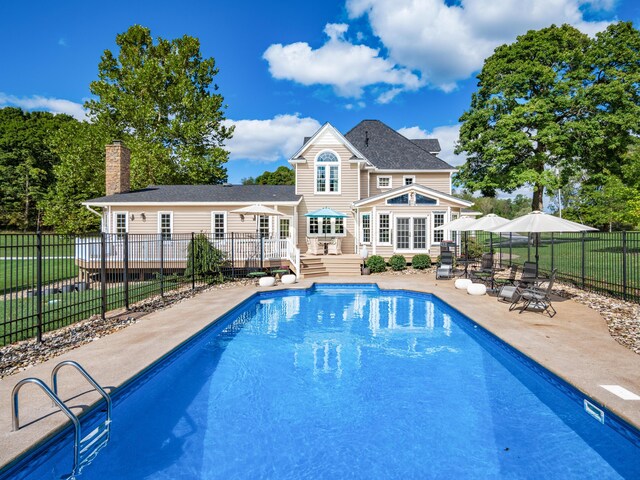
289, 122, 365, 163
353, 184, 473, 208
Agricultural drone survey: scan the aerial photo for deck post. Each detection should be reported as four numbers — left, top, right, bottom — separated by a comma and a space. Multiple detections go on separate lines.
231, 232, 235, 278
123, 233, 129, 310
36, 231, 43, 343
260, 234, 264, 270
100, 233, 107, 321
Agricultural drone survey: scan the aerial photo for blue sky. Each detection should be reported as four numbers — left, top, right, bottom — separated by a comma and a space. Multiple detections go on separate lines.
1, 0, 638, 186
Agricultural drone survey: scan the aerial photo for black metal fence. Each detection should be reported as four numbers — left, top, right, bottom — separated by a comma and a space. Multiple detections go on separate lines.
0, 232, 292, 346
472, 231, 640, 302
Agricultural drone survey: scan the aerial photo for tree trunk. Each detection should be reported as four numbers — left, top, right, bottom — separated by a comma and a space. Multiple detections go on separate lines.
531, 182, 544, 211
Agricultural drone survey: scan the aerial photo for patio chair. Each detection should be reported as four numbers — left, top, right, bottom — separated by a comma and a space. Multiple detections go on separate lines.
494, 264, 519, 290
470, 253, 494, 285
306, 237, 321, 255
327, 237, 342, 255
517, 269, 558, 317
520, 261, 538, 285
436, 251, 456, 279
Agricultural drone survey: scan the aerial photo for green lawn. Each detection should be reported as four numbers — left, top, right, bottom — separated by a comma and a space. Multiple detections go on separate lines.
0, 277, 187, 346
479, 232, 640, 299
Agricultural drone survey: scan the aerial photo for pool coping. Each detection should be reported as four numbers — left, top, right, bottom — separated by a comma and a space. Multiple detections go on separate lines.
1, 275, 640, 472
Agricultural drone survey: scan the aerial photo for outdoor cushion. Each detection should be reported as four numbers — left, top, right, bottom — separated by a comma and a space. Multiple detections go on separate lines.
455, 279, 472, 290
467, 283, 487, 296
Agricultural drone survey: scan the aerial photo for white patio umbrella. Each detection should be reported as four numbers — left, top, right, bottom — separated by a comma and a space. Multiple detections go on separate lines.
459, 214, 510, 262
489, 210, 597, 273
231, 204, 284, 238
434, 216, 478, 275
230, 204, 284, 217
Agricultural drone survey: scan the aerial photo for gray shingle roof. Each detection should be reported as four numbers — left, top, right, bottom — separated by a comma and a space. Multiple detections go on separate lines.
344, 120, 453, 170
85, 185, 300, 204
411, 138, 441, 153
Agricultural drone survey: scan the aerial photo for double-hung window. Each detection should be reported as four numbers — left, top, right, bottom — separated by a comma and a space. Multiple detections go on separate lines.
279, 218, 290, 239
211, 212, 226, 239
307, 217, 346, 236
258, 215, 270, 238
377, 176, 392, 189
114, 212, 127, 236
361, 213, 371, 243
378, 213, 391, 244
316, 151, 339, 193
159, 212, 172, 240
433, 212, 445, 244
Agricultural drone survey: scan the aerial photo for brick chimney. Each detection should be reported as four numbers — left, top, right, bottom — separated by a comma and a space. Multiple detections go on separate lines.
105, 140, 130, 195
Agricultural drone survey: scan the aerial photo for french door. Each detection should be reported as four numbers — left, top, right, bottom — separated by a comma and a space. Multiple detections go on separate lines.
395, 217, 429, 251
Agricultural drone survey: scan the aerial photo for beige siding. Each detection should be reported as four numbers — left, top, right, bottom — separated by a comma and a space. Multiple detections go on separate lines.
369, 171, 452, 196
110, 205, 295, 236
295, 142, 360, 255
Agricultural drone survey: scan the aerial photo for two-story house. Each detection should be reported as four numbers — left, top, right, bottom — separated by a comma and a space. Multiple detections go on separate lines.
83, 120, 473, 277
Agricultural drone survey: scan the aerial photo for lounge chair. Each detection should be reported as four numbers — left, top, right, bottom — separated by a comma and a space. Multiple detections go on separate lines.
470, 253, 494, 285
327, 238, 342, 255
494, 264, 518, 290
436, 251, 456, 279
518, 269, 558, 317
497, 262, 539, 305
306, 237, 321, 255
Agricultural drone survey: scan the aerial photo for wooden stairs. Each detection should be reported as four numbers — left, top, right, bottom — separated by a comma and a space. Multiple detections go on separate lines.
300, 254, 362, 278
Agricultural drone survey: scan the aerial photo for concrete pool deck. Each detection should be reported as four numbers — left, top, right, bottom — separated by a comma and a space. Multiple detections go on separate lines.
1, 275, 640, 469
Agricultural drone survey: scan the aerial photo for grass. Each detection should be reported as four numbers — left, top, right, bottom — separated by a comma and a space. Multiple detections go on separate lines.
0, 277, 188, 346
480, 232, 640, 298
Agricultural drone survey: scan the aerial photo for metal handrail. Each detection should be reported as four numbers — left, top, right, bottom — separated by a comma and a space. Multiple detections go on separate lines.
11, 377, 82, 469
51, 361, 112, 425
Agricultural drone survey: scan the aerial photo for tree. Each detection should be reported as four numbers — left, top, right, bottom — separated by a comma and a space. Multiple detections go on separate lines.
43, 122, 109, 233
455, 22, 640, 212
242, 165, 295, 185
0, 107, 75, 230
85, 25, 233, 186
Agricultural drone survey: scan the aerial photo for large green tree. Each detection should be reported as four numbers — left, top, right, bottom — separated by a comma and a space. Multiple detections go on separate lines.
455, 22, 640, 212
85, 24, 233, 186
242, 166, 295, 185
0, 107, 75, 230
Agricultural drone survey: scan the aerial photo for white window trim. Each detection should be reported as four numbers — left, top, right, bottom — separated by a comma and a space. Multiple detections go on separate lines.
431, 211, 446, 245
306, 217, 347, 237
158, 211, 173, 239
279, 217, 292, 239
211, 211, 227, 238
403, 175, 416, 186
377, 175, 392, 189
377, 211, 392, 246
314, 149, 341, 195
256, 215, 272, 237
361, 212, 372, 245
112, 211, 129, 234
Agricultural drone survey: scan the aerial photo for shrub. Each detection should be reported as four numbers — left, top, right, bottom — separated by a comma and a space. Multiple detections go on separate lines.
389, 254, 407, 271
411, 254, 431, 270
366, 255, 386, 273
464, 237, 485, 259
185, 233, 227, 282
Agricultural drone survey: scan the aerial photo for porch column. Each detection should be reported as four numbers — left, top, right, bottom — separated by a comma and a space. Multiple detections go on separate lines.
372, 206, 377, 255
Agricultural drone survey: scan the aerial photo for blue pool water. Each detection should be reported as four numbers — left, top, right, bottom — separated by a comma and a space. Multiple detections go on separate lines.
4, 284, 640, 479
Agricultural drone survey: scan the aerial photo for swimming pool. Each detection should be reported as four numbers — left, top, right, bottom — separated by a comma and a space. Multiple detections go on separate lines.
3, 284, 640, 479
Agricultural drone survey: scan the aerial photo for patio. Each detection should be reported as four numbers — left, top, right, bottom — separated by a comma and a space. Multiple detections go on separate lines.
1, 275, 640, 469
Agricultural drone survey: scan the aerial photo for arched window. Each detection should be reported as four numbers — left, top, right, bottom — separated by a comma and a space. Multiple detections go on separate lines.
316, 151, 339, 193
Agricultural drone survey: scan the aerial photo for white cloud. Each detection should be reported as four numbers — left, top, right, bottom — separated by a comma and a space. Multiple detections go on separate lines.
0, 93, 87, 120
263, 23, 424, 101
224, 114, 322, 162
398, 123, 466, 167
347, 0, 613, 90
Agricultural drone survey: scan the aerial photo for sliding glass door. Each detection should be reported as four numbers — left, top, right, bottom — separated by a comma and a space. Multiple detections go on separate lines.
395, 217, 429, 251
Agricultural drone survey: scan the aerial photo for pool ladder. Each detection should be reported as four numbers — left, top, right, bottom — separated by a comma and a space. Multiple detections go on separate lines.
11, 360, 112, 476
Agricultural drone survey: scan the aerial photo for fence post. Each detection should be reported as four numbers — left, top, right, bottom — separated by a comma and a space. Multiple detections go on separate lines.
622, 231, 628, 300
260, 234, 264, 270
100, 233, 107, 321
123, 233, 129, 310
231, 232, 235, 278
191, 232, 195, 290
581, 231, 586, 288
36, 231, 43, 343
551, 233, 554, 272
509, 233, 512, 267
527, 234, 531, 262
160, 234, 164, 297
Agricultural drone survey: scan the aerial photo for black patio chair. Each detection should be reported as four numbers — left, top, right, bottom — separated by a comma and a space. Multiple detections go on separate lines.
517, 269, 558, 317
494, 264, 519, 290
470, 253, 494, 285
436, 251, 456, 279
